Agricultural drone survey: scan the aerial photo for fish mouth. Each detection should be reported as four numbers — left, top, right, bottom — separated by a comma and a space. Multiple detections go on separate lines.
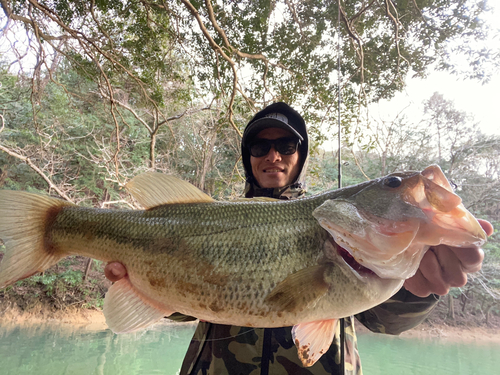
336, 246, 376, 277
327, 238, 377, 280
318, 202, 423, 280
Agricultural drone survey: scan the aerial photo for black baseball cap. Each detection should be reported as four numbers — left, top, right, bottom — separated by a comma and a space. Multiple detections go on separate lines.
242, 102, 307, 147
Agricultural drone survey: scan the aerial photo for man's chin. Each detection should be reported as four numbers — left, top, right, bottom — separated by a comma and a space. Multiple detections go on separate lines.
257, 179, 288, 189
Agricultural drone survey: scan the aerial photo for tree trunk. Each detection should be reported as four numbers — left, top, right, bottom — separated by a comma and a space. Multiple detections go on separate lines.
461, 293, 468, 313
150, 131, 157, 170
485, 305, 493, 325
199, 130, 217, 192
447, 294, 455, 320
84, 258, 93, 281
381, 151, 386, 176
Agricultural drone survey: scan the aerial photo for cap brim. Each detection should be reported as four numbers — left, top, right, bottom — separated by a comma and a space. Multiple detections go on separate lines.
242, 118, 304, 146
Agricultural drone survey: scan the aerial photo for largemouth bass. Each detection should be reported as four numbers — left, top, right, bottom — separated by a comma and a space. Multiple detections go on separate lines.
0, 165, 486, 367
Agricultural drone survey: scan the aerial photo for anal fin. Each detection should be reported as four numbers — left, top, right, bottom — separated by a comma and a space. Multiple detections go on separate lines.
104, 278, 174, 333
292, 319, 338, 367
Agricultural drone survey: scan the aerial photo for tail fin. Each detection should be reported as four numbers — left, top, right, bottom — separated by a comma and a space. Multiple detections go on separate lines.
0, 190, 73, 288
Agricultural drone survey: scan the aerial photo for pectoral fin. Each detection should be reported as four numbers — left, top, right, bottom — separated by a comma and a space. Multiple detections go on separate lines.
104, 278, 174, 333
292, 319, 338, 367
264, 265, 330, 313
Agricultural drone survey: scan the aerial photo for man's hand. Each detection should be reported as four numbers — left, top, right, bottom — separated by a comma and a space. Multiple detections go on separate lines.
404, 219, 494, 298
104, 262, 127, 282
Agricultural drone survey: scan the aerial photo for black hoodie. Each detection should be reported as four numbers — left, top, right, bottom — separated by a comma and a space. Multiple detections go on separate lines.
241, 102, 309, 199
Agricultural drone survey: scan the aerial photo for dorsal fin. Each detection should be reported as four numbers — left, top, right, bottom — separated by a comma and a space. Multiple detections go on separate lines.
125, 172, 214, 208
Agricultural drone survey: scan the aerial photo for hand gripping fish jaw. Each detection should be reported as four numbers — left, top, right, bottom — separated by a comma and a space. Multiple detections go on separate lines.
313, 165, 487, 280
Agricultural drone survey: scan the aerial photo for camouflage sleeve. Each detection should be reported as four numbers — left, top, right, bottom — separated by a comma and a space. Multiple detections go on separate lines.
355, 287, 439, 335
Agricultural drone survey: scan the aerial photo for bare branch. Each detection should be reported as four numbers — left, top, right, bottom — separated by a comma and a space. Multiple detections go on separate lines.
0, 144, 74, 202
0, 0, 69, 41
179, 0, 242, 137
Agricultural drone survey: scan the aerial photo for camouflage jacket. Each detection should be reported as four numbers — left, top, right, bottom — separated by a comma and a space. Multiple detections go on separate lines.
175, 179, 439, 375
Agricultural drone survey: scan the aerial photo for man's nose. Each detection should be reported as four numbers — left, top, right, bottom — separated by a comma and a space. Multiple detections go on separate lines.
265, 146, 282, 162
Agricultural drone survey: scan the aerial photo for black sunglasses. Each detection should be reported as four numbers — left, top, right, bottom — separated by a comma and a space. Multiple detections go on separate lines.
248, 137, 301, 158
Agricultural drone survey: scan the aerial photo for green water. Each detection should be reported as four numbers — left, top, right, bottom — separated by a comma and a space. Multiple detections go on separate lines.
357, 333, 499, 375
0, 322, 195, 375
0, 322, 498, 374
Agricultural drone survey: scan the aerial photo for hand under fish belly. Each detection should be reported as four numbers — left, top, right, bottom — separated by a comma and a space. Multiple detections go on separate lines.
0, 165, 487, 367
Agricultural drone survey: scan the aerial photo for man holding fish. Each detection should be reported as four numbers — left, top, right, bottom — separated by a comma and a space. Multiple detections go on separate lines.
102, 102, 493, 374
0, 103, 492, 373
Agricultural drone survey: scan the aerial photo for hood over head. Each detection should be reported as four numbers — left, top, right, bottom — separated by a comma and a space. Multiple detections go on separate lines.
241, 102, 309, 199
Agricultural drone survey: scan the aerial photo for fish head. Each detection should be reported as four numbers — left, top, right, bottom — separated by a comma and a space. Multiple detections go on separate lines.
313, 165, 487, 280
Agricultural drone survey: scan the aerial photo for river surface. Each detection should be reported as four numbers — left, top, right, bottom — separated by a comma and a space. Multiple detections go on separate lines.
0, 321, 498, 374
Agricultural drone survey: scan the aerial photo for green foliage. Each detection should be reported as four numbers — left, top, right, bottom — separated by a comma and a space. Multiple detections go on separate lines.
483, 225, 500, 264
9, 259, 105, 310
26, 269, 82, 296
1, 0, 496, 198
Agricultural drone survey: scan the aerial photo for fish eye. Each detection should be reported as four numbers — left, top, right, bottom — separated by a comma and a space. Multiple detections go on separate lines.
384, 176, 402, 188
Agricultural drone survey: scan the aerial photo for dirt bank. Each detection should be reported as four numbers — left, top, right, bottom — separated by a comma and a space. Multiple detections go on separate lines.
2, 301, 500, 343
399, 323, 500, 343
0, 302, 108, 330
354, 319, 500, 343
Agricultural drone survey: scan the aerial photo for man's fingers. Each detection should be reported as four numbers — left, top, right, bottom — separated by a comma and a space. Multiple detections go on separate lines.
448, 246, 484, 273
478, 219, 494, 236
405, 219, 492, 298
439, 218, 490, 274
404, 250, 447, 297
417, 249, 451, 295
432, 246, 468, 287
405, 246, 465, 297
445, 218, 490, 273
404, 270, 434, 298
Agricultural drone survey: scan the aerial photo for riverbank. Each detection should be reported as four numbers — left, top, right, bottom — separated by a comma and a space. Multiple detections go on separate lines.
2, 300, 500, 344
355, 319, 500, 343
399, 323, 500, 343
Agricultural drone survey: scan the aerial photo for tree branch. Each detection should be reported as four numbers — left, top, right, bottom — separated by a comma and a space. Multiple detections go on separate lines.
179, 0, 242, 137
0, 0, 69, 41
0, 144, 74, 202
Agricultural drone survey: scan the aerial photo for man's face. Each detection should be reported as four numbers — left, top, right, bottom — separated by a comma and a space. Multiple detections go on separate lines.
250, 128, 301, 189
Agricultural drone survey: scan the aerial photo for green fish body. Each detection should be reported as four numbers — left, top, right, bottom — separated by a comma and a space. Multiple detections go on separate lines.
0, 165, 486, 367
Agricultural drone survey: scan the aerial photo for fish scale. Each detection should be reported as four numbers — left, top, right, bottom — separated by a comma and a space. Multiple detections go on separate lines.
41, 194, 369, 323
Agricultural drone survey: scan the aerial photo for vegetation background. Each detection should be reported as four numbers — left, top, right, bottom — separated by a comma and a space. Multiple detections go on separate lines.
0, 0, 499, 327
